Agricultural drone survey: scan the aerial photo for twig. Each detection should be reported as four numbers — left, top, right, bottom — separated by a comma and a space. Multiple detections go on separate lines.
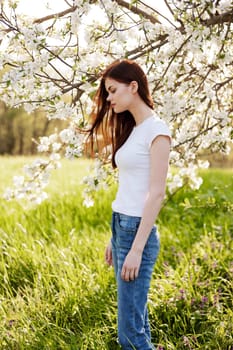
114, 0, 161, 24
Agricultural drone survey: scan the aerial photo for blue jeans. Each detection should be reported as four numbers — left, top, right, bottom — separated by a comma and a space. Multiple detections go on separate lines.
111, 212, 160, 350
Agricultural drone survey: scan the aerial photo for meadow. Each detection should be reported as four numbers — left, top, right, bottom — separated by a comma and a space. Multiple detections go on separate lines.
0, 157, 232, 350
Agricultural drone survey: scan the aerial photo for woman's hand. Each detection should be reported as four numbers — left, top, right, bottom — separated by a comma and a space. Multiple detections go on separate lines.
105, 241, 113, 266
121, 249, 142, 281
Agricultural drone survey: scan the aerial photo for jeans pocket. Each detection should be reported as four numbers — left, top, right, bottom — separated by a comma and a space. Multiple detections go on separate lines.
117, 214, 141, 233
115, 215, 139, 249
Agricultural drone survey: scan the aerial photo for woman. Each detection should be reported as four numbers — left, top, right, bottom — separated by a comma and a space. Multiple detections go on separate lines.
87, 59, 171, 350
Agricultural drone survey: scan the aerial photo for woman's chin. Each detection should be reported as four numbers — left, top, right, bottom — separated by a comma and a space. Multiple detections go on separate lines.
113, 107, 126, 114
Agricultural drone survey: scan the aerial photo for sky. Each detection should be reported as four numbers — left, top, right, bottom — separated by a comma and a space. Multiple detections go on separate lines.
16, 0, 174, 24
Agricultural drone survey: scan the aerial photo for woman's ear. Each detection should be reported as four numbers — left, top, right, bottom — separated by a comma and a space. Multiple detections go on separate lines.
130, 81, 138, 94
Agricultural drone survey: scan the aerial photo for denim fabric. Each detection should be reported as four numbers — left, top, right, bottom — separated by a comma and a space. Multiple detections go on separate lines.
111, 212, 160, 350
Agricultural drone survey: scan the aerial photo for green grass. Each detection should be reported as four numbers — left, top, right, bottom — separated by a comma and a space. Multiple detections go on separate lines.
0, 157, 232, 349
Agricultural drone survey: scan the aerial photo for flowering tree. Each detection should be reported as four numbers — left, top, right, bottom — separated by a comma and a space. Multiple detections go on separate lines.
0, 0, 232, 205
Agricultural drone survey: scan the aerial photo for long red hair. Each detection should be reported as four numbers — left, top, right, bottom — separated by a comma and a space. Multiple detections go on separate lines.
87, 59, 154, 168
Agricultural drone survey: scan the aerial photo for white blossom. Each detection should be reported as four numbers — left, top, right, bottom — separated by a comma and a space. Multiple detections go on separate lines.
83, 196, 94, 208
13, 175, 25, 187
38, 137, 51, 153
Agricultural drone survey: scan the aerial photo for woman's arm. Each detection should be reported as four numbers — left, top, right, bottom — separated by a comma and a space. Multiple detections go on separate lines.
121, 135, 171, 281
105, 241, 113, 266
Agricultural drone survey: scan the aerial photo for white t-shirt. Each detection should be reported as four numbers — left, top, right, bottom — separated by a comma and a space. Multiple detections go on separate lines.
112, 114, 171, 217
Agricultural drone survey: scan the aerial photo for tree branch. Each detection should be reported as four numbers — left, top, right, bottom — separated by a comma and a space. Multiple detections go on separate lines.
25, 0, 162, 27
126, 33, 168, 57
201, 9, 233, 25
114, 0, 160, 24
137, 0, 177, 28
175, 121, 220, 148
214, 77, 233, 91
33, 5, 77, 24
152, 34, 192, 93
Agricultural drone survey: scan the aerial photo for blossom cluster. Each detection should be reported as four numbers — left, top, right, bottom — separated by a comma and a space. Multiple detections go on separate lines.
3, 158, 60, 205
82, 159, 118, 207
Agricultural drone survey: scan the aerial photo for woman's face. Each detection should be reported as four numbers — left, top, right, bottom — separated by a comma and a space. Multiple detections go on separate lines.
105, 77, 135, 114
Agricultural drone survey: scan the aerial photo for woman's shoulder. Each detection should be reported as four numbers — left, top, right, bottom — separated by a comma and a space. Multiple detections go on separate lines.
148, 114, 170, 130
144, 115, 171, 144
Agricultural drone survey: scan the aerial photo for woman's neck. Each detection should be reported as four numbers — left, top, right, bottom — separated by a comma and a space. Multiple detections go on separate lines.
129, 103, 154, 126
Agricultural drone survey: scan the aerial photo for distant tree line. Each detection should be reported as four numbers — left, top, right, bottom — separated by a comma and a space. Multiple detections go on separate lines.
0, 101, 68, 155
1, 100, 232, 167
